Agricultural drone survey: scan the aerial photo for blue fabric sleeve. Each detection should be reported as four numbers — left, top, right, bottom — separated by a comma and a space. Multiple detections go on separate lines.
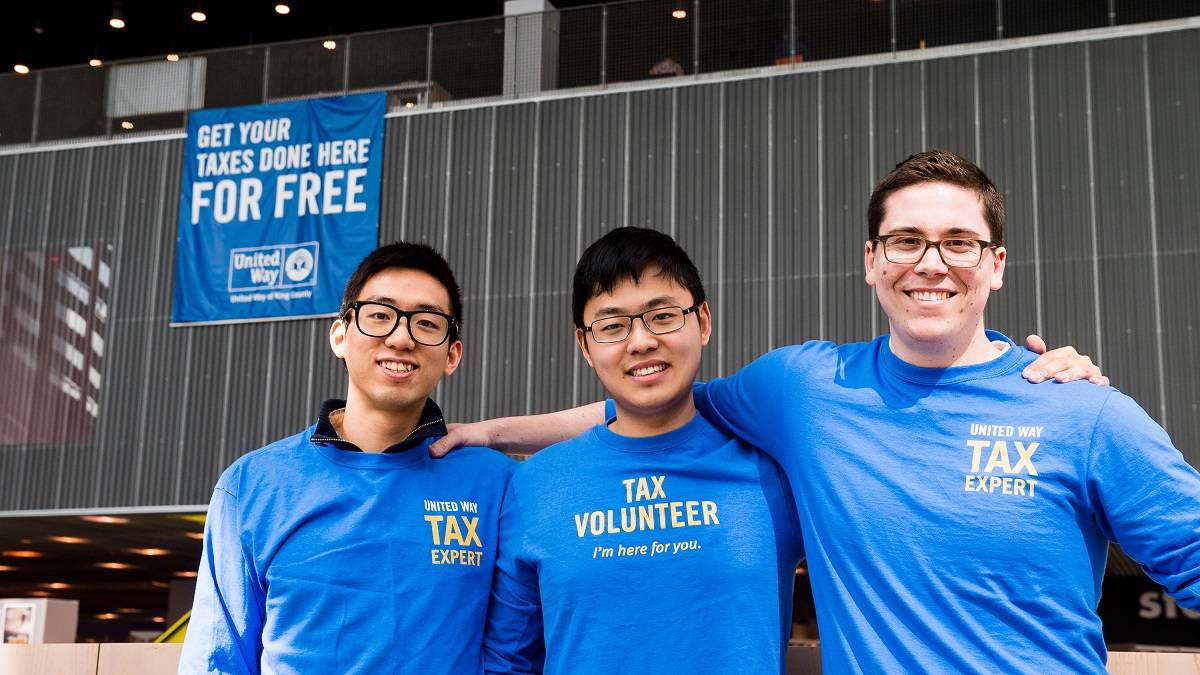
693, 348, 792, 454
483, 478, 545, 674
1088, 391, 1200, 609
179, 478, 265, 674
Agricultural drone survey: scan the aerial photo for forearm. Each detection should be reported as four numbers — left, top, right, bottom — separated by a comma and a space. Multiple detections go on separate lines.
484, 401, 606, 453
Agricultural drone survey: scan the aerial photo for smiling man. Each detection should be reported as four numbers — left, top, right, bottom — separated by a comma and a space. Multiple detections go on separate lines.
483, 228, 802, 673
180, 243, 514, 674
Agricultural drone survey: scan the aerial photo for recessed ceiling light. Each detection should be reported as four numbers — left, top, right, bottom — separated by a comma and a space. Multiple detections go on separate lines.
115, 608, 141, 614
44, 582, 71, 590
150, 581, 169, 589
29, 590, 51, 597
184, 532, 204, 540
49, 536, 90, 545
110, 2, 126, 29
191, 10, 207, 22
96, 613, 119, 620
166, 53, 180, 62
13, 64, 30, 75
322, 40, 337, 51
275, 3, 291, 15
671, 9, 687, 19
88, 59, 103, 67
152, 616, 165, 623
174, 570, 198, 578
0, 566, 17, 572
3, 550, 43, 558
120, 121, 134, 130
97, 562, 133, 570
129, 547, 170, 556
81, 515, 129, 525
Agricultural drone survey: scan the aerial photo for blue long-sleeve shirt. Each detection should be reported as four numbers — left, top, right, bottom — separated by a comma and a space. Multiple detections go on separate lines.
180, 401, 515, 674
483, 412, 803, 674
695, 333, 1200, 673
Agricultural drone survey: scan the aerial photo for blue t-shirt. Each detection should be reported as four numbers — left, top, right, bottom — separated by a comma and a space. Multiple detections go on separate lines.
180, 421, 515, 674
695, 333, 1200, 673
484, 412, 804, 674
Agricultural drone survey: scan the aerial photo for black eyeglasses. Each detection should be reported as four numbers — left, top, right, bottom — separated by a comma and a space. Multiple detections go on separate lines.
874, 234, 998, 268
583, 305, 699, 344
343, 301, 458, 346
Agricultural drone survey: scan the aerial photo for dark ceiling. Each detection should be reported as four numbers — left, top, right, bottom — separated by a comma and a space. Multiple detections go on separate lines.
4, 0, 601, 72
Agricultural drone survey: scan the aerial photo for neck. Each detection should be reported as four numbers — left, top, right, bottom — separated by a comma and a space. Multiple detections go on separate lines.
334, 394, 424, 453
888, 325, 1002, 369
609, 398, 697, 438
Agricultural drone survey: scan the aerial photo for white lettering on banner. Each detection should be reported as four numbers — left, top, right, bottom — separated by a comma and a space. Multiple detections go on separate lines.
238, 118, 292, 144
196, 122, 235, 148
273, 170, 368, 218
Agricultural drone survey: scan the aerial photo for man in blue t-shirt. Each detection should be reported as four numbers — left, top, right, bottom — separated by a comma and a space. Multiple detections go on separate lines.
180, 243, 514, 674
435, 151, 1199, 672
483, 228, 803, 673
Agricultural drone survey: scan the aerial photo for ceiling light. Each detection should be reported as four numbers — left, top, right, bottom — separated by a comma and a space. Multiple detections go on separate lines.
404, 101, 414, 108
129, 547, 170, 556
671, 8, 687, 19
96, 613, 119, 620
152, 616, 165, 623
45, 582, 71, 590
150, 581, 169, 589
13, 64, 30, 75
191, 8, 207, 22
97, 562, 133, 570
184, 532, 204, 541
166, 53, 180, 62
275, 3, 291, 15
175, 570, 198, 578
81, 515, 129, 524
109, 3, 126, 30
322, 39, 337, 51
49, 536, 90, 544
3, 550, 42, 558
88, 58, 103, 67
115, 608, 141, 614
120, 121, 135, 130
0, 566, 16, 572
29, 591, 51, 597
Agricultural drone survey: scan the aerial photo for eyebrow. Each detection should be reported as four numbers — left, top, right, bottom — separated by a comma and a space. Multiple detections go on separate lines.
881, 226, 985, 238
592, 295, 680, 318
362, 296, 448, 313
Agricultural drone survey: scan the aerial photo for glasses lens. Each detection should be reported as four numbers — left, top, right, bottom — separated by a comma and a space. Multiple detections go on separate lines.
938, 239, 983, 267
408, 312, 450, 346
589, 316, 632, 343
356, 302, 398, 337
883, 236, 926, 264
642, 307, 686, 334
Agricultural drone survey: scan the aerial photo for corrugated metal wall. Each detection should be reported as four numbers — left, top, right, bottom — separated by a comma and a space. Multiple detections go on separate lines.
1, 27, 1198, 512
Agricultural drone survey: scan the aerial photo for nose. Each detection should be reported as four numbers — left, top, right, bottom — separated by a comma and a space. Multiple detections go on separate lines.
385, 316, 417, 349
913, 241, 949, 274
624, 317, 659, 352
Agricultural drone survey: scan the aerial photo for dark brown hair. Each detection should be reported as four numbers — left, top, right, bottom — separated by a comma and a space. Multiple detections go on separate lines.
867, 150, 1005, 246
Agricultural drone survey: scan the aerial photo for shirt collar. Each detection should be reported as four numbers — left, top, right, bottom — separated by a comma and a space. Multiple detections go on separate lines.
311, 398, 448, 454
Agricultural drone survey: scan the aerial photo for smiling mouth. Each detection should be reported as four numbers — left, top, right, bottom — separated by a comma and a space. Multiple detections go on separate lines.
906, 290, 956, 303
380, 361, 416, 373
629, 363, 668, 377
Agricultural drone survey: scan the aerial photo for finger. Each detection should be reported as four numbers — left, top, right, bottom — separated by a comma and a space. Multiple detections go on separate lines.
1025, 334, 1048, 354
428, 437, 452, 458
1052, 365, 1102, 383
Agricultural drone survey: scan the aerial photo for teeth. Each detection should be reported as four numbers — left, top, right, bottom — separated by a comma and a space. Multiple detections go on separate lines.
631, 364, 667, 377
380, 361, 415, 373
909, 290, 952, 302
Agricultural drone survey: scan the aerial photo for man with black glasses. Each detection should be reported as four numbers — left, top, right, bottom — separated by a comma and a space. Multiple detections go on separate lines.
181, 242, 514, 674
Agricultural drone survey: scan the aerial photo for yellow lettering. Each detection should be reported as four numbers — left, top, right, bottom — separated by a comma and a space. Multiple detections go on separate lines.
1013, 442, 1039, 475
964, 475, 976, 491
1015, 479, 1027, 496
462, 516, 482, 547
670, 502, 685, 528
1028, 480, 1037, 497
623, 478, 636, 502
685, 500, 701, 526
636, 477, 652, 501
444, 515, 464, 546
989, 476, 1002, 492
966, 439, 990, 473
985, 441, 1013, 474
424, 515, 444, 545
1002, 477, 1013, 495
650, 475, 667, 499
574, 513, 588, 537
702, 501, 719, 525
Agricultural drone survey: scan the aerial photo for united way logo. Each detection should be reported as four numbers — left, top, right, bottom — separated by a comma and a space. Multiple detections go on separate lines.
228, 242, 320, 292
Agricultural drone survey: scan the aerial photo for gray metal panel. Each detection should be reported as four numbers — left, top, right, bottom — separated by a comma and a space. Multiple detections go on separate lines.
626, 89, 674, 232
1147, 29, 1200, 467
529, 99, 583, 413
977, 49, 1041, 341
1031, 42, 1102, 360
674, 84, 723, 382
925, 57, 978, 157
1088, 36, 1164, 419
822, 67, 876, 345
721, 79, 772, 374
772, 73, 824, 348
441, 107, 495, 422
403, 113, 452, 247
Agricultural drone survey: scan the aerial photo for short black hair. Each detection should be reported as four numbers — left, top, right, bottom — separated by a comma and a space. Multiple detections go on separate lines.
572, 227, 706, 328
340, 242, 463, 339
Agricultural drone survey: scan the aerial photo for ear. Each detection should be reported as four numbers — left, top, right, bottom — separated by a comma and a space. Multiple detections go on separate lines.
575, 328, 596, 369
989, 246, 1006, 291
329, 318, 348, 359
864, 240, 879, 287
442, 339, 463, 376
696, 301, 712, 346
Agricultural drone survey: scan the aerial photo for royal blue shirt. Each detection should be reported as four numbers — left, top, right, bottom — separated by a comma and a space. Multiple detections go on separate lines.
696, 333, 1200, 673
484, 412, 803, 674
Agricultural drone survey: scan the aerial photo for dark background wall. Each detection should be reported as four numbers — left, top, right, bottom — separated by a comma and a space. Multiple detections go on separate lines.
1, 26, 1197, 512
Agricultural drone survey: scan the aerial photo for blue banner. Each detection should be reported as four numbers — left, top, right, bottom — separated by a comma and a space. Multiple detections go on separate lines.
171, 93, 385, 324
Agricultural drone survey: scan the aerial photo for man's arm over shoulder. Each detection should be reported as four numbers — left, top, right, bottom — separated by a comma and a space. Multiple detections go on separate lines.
483, 476, 545, 674
695, 341, 835, 454
430, 401, 607, 457
179, 470, 266, 674
1088, 391, 1200, 609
